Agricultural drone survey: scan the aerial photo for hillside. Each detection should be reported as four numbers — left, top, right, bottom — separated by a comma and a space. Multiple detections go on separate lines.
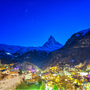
42, 29, 90, 69
0, 36, 63, 68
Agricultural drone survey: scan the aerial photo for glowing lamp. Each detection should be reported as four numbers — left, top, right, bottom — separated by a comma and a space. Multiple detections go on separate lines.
80, 72, 88, 76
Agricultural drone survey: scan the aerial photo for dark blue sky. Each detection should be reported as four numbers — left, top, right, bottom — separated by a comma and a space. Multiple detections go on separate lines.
0, 0, 90, 47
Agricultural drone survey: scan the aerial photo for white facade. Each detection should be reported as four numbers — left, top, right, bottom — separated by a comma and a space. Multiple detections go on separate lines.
1, 70, 10, 74
25, 73, 32, 80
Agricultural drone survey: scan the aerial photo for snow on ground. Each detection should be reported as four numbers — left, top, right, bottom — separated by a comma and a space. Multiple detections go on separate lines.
75, 29, 90, 37
0, 36, 63, 57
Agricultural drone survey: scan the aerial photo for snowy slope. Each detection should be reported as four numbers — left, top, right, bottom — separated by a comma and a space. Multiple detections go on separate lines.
0, 44, 22, 54
65, 29, 90, 45
0, 36, 63, 58
17, 36, 63, 55
75, 29, 90, 37
43, 36, 63, 51
42, 29, 90, 69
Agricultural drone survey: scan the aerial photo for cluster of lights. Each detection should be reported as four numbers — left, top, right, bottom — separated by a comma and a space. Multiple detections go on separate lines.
40, 65, 90, 90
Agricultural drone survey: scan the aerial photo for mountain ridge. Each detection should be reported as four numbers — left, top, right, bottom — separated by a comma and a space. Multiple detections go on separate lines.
0, 36, 63, 68
42, 29, 90, 70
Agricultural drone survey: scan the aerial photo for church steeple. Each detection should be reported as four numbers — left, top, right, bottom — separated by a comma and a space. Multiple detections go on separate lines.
0, 60, 1, 64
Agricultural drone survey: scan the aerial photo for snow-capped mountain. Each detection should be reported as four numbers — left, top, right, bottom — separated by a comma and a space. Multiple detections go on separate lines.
43, 36, 62, 47
43, 36, 63, 51
0, 44, 22, 54
0, 36, 63, 57
17, 36, 63, 56
65, 28, 90, 45
75, 29, 90, 37
0, 36, 63, 67
42, 29, 90, 70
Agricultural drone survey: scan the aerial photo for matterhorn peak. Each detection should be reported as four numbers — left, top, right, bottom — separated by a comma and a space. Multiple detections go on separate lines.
43, 36, 63, 48
48, 36, 55, 41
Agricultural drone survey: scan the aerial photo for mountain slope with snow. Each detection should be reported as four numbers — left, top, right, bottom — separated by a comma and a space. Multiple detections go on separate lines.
65, 28, 90, 45
75, 29, 90, 37
0, 36, 63, 57
0, 36, 63, 67
42, 29, 90, 70
43, 36, 63, 51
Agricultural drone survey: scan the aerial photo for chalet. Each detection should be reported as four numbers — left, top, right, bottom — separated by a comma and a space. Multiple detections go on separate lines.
10, 69, 19, 76
24, 73, 32, 80
1, 69, 10, 74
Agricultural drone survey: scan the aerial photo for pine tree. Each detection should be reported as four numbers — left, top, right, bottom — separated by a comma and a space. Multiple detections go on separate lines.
18, 69, 22, 75
40, 82, 45, 90
53, 83, 58, 90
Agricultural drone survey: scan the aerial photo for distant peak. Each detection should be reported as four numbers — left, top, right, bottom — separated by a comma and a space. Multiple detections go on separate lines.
49, 36, 55, 39
50, 36, 53, 38
43, 36, 63, 47
48, 36, 55, 41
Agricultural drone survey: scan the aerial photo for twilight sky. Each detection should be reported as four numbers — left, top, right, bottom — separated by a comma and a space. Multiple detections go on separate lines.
0, 0, 90, 47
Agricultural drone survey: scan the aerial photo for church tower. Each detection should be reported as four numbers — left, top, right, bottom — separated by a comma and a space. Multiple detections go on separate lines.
0, 60, 1, 64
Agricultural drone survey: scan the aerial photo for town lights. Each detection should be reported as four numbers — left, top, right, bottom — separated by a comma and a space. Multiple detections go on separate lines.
80, 72, 88, 76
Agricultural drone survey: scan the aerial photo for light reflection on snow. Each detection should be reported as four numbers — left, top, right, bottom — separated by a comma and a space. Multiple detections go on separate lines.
5, 52, 11, 55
